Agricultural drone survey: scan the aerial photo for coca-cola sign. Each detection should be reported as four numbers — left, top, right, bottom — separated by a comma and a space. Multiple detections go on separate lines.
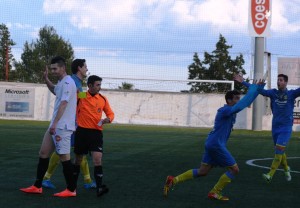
248, 0, 272, 37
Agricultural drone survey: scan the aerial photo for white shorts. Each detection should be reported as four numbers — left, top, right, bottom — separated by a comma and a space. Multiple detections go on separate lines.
52, 128, 73, 155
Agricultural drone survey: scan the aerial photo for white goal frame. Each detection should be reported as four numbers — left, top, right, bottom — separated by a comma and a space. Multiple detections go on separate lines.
100, 77, 235, 92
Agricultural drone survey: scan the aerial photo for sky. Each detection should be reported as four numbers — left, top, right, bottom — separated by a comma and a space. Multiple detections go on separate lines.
1, 0, 300, 90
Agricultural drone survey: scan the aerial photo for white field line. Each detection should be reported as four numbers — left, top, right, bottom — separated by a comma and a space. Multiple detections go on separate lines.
245, 157, 300, 174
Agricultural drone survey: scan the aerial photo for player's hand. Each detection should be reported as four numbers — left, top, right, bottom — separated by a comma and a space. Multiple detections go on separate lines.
97, 118, 110, 126
43, 66, 49, 81
233, 74, 244, 83
253, 79, 265, 85
257, 79, 265, 85
102, 118, 111, 124
55, 135, 61, 142
49, 124, 56, 135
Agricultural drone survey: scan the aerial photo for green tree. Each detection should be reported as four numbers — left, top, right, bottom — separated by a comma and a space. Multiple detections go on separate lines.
118, 82, 134, 90
13, 25, 74, 83
188, 34, 246, 93
0, 24, 16, 81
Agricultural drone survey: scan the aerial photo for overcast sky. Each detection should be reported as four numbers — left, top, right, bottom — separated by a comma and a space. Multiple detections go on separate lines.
1, 0, 300, 87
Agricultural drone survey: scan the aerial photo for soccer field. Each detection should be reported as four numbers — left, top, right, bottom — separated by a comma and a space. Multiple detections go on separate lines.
0, 120, 300, 208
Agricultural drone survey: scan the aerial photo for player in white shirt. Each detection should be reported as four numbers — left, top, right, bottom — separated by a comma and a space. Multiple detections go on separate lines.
20, 56, 78, 197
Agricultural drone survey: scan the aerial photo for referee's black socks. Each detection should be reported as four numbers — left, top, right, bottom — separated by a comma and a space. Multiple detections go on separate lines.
94, 165, 103, 188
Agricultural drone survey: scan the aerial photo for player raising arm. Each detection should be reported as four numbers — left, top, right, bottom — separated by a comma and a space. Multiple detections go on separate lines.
20, 56, 77, 197
42, 59, 96, 190
163, 79, 265, 201
234, 73, 300, 183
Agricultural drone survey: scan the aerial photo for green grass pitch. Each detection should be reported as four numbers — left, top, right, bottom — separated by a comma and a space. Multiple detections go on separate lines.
0, 119, 300, 208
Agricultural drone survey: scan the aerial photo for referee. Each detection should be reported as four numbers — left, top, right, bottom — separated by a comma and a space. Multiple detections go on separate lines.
73, 75, 114, 197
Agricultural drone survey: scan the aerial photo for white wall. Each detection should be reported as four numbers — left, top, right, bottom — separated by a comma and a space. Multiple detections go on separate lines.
1, 81, 298, 131
103, 90, 275, 130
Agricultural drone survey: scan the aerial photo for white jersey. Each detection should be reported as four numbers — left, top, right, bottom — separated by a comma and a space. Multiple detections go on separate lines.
50, 75, 77, 131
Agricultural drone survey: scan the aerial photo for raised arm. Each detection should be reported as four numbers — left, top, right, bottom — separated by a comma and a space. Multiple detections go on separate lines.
234, 74, 251, 88
231, 80, 265, 114
44, 66, 55, 95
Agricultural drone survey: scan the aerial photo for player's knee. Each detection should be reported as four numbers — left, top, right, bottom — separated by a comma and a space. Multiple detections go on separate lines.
233, 168, 239, 175
275, 145, 285, 150
275, 145, 285, 154
93, 158, 102, 166
39, 149, 51, 158
198, 165, 211, 176
230, 166, 239, 175
93, 156, 102, 166
198, 171, 208, 177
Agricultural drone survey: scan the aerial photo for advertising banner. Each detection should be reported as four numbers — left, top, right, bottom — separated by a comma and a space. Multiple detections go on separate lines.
0, 87, 35, 118
294, 97, 300, 124
248, 0, 272, 37
278, 57, 300, 85
278, 57, 300, 124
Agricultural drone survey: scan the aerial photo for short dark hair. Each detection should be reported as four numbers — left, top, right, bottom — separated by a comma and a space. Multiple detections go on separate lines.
71, 59, 86, 74
278, 74, 288, 82
50, 56, 66, 67
225, 90, 241, 104
87, 75, 102, 86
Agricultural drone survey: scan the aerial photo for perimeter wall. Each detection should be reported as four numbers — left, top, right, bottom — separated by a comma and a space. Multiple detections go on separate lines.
2, 81, 299, 131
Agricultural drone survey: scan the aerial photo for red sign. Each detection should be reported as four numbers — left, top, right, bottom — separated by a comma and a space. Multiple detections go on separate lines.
249, 0, 272, 37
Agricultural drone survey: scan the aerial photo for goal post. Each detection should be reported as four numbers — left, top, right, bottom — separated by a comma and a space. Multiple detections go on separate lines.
99, 77, 235, 93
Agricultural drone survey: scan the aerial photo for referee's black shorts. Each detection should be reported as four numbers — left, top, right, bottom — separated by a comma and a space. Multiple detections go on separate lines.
74, 126, 103, 155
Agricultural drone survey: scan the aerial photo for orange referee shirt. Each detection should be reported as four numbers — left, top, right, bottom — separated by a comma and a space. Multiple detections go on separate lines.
77, 91, 114, 131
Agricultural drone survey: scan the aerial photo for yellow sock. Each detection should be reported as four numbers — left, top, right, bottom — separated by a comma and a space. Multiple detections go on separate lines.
173, 169, 195, 185
210, 173, 231, 193
80, 156, 92, 184
281, 153, 289, 171
268, 154, 283, 177
43, 152, 60, 179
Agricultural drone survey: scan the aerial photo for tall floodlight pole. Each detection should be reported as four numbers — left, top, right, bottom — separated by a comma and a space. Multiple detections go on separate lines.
252, 38, 264, 130
248, 0, 272, 130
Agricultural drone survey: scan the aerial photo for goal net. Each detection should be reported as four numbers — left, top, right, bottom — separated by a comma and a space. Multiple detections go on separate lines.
100, 77, 234, 93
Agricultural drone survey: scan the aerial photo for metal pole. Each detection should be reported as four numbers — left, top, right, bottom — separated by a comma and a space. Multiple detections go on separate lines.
266, 52, 271, 89
252, 37, 265, 130
264, 52, 272, 115
5, 44, 9, 81
186, 94, 192, 126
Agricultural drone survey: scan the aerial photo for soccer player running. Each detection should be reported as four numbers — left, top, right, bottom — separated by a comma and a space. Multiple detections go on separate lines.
73, 75, 114, 197
234, 73, 299, 183
164, 79, 265, 201
20, 56, 77, 197
42, 59, 96, 189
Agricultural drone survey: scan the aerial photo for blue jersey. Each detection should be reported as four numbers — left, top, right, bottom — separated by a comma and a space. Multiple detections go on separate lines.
242, 81, 300, 128
261, 88, 300, 127
205, 105, 236, 147
205, 84, 262, 148
71, 74, 83, 92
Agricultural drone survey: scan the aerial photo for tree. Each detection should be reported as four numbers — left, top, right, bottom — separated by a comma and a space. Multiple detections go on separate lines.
13, 25, 74, 83
188, 34, 247, 93
118, 82, 134, 90
0, 24, 16, 81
